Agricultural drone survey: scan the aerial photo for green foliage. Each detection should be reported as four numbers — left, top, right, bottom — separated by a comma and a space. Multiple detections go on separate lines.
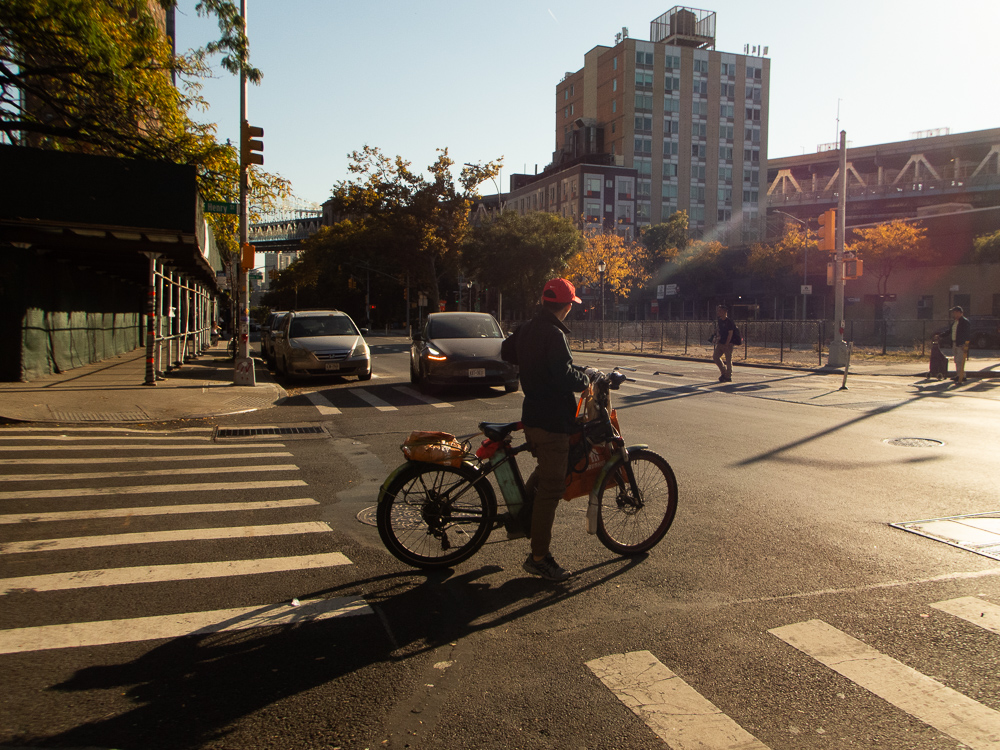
463, 211, 584, 317
973, 229, 1000, 264
638, 211, 689, 272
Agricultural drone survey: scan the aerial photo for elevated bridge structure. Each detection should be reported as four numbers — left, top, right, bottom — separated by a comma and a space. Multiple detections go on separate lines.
766, 127, 1000, 226
249, 201, 323, 253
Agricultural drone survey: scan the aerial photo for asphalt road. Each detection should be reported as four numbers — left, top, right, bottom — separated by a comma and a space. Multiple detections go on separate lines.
2, 340, 1000, 750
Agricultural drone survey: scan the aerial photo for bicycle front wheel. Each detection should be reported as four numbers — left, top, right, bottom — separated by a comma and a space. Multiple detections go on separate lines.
376, 462, 496, 569
596, 449, 678, 555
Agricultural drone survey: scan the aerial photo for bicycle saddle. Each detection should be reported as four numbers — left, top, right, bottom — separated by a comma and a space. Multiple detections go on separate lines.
478, 421, 522, 441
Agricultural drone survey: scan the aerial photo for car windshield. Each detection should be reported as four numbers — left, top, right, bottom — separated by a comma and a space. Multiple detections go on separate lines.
428, 315, 501, 339
288, 316, 358, 338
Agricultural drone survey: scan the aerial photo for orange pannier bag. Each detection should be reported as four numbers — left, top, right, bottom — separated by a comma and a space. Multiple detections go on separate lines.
401, 431, 466, 467
562, 405, 620, 501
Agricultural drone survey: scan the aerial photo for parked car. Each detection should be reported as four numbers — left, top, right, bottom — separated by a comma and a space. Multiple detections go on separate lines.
272, 310, 371, 380
410, 312, 518, 392
938, 316, 1000, 349
260, 310, 288, 365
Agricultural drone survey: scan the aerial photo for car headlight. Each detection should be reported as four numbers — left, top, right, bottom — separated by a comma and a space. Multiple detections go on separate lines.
351, 340, 369, 358
425, 345, 447, 362
289, 345, 313, 362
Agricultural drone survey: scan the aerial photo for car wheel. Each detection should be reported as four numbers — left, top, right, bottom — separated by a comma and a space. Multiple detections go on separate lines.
504, 380, 519, 393
409, 361, 420, 384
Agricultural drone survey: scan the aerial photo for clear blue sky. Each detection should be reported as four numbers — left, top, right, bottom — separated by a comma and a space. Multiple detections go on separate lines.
175, 0, 1000, 208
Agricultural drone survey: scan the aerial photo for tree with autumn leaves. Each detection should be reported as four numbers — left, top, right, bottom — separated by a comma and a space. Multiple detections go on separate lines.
848, 219, 929, 297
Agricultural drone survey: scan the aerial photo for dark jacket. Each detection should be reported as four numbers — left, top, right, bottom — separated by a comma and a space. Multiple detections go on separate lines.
951, 316, 971, 347
501, 309, 589, 433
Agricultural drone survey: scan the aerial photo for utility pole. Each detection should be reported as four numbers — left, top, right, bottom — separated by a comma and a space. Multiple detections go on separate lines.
234, 0, 257, 385
827, 130, 849, 367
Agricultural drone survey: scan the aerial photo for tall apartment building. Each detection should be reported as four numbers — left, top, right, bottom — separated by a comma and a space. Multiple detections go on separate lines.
557, 7, 769, 244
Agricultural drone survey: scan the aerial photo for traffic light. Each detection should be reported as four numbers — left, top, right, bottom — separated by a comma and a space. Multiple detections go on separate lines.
241, 120, 264, 166
240, 243, 255, 271
844, 258, 864, 279
817, 209, 836, 252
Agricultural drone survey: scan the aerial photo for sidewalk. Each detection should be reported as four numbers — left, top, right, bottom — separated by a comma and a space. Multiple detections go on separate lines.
0, 343, 284, 425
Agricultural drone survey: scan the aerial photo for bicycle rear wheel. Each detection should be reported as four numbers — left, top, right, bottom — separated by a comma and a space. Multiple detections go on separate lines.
596, 449, 678, 555
376, 461, 496, 569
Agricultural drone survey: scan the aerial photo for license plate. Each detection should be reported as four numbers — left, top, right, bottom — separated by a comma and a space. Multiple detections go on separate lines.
324, 362, 340, 371
468, 368, 485, 378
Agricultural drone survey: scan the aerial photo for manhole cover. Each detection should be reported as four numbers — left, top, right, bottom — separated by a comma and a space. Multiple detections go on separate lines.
884, 437, 944, 448
216, 425, 326, 439
357, 506, 378, 527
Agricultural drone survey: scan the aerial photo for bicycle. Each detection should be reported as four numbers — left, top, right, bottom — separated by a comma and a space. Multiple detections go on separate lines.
375, 367, 678, 569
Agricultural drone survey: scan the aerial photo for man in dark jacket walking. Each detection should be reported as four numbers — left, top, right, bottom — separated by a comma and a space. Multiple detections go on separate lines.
949, 305, 972, 385
501, 278, 589, 581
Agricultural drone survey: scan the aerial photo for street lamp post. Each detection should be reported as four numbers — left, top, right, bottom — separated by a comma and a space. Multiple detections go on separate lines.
773, 210, 810, 321
597, 259, 607, 350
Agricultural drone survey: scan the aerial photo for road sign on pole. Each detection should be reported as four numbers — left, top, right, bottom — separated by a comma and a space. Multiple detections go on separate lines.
204, 201, 239, 215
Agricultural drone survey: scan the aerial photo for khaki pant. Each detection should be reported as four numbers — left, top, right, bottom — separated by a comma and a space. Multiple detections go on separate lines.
953, 344, 968, 381
713, 342, 733, 377
523, 426, 570, 559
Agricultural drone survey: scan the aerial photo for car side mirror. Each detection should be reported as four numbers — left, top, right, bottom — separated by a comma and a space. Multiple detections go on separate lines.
359, 328, 369, 335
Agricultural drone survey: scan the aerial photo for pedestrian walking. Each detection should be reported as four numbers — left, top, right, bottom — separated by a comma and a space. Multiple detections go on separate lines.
712, 304, 738, 382
948, 305, 971, 385
501, 278, 590, 581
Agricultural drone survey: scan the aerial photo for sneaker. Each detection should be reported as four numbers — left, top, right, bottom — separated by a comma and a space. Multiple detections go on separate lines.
523, 553, 572, 581
500, 512, 527, 540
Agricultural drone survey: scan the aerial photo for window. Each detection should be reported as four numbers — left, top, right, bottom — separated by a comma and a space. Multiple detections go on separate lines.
662, 200, 677, 216
635, 71, 653, 88
634, 93, 653, 111
617, 177, 634, 199
585, 202, 601, 222
663, 162, 678, 177
693, 80, 708, 96
664, 97, 680, 113
637, 179, 651, 198
691, 144, 706, 159
635, 51, 653, 66
690, 206, 705, 222
692, 101, 709, 116
717, 187, 732, 203
745, 107, 761, 121
613, 56, 617, 70
662, 183, 678, 198
721, 62, 735, 77
665, 54, 680, 69
743, 189, 758, 204
634, 136, 652, 154
694, 59, 709, 73
744, 148, 760, 163
690, 185, 705, 202
721, 83, 735, 98
720, 103, 735, 119
663, 140, 679, 156
634, 157, 652, 177
720, 124, 734, 140
637, 203, 650, 222
663, 118, 677, 135
718, 208, 732, 222
617, 203, 634, 224
691, 164, 706, 180
585, 175, 602, 196
692, 122, 707, 138
613, 78, 617, 92
612, 100, 617, 114
719, 146, 733, 161
665, 76, 681, 92
635, 114, 653, 132
747, 66, 762, 80
718, 166, 732, 182
917, 295, 934, 320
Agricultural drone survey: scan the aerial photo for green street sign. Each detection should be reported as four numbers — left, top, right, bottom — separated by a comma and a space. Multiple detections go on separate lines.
204, 200, 239, 215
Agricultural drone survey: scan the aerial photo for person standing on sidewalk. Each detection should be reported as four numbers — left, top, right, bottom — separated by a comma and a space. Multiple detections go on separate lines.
713, 304, 737, 382
501, 278, 590, 582
949, 305, 971, 385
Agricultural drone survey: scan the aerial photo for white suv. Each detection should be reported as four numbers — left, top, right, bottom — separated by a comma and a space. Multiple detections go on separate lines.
272, 310, 371, 380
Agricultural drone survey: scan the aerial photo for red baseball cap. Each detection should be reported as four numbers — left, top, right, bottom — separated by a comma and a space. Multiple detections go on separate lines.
542, 278, 582, 305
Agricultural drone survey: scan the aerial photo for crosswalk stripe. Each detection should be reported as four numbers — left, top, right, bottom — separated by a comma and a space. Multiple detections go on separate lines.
931, 596, 1000, 635
0, 451, 293, 466
769, 619, 1000, 750
0, 443, 286, 452
2, 464, 300, 482
587, 651, 770, 750
351, 388, 397, 411
0, 522, 332, 554
393, 386, 453, 408
0, 479, 307, 500
0, 498, 319, 524
0, 596, 373, 654
0, 552, 353, 594
305, 391, 341, 415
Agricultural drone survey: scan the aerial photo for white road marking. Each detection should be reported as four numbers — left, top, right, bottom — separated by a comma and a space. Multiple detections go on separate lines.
0, 552, 353, 594
393, 386, 453, 407
931, 596, 1000, 635
350, 388, 397, 411
0, 522, 332, 554
2, 464, 299, 482
769, 619, 1000, 750
0, 435, 212, 442
0, 443, 286, 452
0, 498, 319, 524
587, 650, 771, 750
0, 596, 372, 654
305, 391, 341, 415
0, 479, 307, 500
0, 451, 293, 466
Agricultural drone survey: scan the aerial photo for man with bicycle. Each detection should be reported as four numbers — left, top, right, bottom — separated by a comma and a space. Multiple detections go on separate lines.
501, 278, 589, 581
